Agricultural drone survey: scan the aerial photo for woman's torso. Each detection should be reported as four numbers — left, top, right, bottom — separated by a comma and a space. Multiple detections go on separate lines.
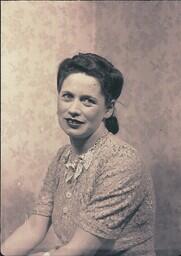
51, 133, 156, 255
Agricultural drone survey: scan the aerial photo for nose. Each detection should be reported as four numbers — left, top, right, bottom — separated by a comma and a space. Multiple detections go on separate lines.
68, 99, 81, 117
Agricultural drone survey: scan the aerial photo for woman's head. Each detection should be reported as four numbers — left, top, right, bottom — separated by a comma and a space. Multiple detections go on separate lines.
57, 53, 124, 135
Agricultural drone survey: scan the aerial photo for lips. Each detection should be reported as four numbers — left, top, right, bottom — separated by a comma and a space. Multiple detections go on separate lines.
65, 118, 84, 124
65, 118, 85, 128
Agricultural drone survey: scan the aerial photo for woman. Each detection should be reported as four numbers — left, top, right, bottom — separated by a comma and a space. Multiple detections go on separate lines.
1, 53, 155, 256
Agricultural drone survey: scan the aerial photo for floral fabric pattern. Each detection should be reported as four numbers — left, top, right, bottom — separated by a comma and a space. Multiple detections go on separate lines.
32, 133, 155, 255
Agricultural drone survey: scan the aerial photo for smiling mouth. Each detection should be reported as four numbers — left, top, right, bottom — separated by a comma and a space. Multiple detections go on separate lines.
65, 118, 84, 127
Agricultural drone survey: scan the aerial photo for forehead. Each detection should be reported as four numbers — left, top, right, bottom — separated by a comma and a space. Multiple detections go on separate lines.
61, 73, 102, 96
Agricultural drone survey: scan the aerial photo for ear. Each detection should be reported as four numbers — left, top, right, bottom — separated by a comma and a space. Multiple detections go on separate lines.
104, 100, 115, 119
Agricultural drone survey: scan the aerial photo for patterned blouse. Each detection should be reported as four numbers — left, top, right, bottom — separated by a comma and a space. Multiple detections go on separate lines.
32, 133, 156, 256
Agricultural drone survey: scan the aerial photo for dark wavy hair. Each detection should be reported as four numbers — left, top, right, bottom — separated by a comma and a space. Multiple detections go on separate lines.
57, 53, 124, 134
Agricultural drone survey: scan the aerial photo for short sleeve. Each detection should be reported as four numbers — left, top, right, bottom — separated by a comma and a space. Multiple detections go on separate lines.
77, 148, 145, 240
31, 146, 66, 217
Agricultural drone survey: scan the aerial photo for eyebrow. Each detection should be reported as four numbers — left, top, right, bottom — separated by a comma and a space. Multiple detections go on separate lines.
61, 90, 73, 94
61, 91, 98, 101
81, 95, 97, 101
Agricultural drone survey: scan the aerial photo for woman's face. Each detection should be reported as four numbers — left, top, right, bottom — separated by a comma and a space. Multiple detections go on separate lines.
57, 73, 111, 139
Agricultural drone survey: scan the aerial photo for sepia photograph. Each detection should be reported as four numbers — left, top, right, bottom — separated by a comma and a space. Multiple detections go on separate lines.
1, 1, 181, 256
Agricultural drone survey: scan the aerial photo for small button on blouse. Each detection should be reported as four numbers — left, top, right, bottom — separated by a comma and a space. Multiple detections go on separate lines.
63, 207, 68, 214
66, 191, 72, 199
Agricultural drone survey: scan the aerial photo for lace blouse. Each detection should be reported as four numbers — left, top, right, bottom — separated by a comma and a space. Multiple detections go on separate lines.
32, 133, 155, 255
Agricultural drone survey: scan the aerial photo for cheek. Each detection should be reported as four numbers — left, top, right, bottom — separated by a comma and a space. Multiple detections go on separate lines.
85, 107, 105, 122
57, 101, 69, 114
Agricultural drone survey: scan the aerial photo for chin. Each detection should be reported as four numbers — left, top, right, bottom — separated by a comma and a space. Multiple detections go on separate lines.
59, 121, 98, 140
64, 128, 94, 140
68, 131, 90, 140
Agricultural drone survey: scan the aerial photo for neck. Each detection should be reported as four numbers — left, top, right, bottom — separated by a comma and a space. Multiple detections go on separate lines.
70, 124, 108, 155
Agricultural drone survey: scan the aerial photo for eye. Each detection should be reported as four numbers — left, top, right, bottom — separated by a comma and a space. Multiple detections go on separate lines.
61, 92, 73, 101
81, 96, 96, 107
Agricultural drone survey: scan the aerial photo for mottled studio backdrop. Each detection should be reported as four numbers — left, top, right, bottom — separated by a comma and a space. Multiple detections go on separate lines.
1, 1, 181, 256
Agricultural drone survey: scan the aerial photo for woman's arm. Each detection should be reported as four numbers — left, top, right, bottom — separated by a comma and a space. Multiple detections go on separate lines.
1, 215, 51, 256
50, 227, 113, 256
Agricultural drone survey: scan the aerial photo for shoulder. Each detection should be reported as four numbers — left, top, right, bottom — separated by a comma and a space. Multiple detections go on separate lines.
48, 144, 69, 169
100, 133, 141, 168
93, 133, 144, 185
55, 144, 70, 159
